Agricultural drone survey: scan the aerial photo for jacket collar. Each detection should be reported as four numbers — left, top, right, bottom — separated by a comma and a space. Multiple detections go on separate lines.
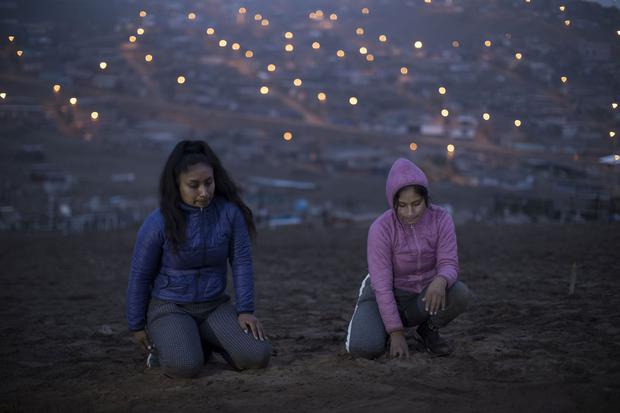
179, 199, 216, 213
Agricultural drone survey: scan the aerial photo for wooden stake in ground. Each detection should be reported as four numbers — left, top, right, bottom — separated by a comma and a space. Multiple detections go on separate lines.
568, 262, 577, 296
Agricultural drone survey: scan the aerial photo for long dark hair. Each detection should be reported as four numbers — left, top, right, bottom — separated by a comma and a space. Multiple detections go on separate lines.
159, 140, 256, 251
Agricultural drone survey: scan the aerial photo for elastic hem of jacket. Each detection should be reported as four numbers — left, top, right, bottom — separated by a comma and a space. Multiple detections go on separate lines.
385, 324, 404, 334
436, 273, 456, 287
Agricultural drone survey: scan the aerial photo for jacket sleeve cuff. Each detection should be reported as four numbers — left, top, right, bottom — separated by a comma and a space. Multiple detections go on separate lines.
437, 272, 457, 288
235, 305, 255, 315
385, 322, 404, 334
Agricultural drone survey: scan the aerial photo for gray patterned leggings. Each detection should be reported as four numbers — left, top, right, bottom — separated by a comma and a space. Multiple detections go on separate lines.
147, 297, 271, 378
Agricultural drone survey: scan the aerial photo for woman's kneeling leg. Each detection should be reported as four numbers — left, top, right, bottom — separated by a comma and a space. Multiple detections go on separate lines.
346, 275, 388, 359
148, 311, 204, 378
200, 303, 271, 370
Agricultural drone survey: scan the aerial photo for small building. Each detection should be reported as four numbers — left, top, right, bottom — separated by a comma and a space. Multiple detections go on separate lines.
449, 115, 477, 140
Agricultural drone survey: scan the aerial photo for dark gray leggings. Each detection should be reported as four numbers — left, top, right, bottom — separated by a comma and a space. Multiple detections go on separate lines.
147, 298, 271, 378
345, 274, 470, 359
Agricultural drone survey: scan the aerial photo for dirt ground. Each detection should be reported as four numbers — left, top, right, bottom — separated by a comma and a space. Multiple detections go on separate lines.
1, 222, 619, 412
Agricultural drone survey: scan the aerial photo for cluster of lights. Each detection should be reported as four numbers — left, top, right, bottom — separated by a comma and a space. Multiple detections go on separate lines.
308, 10, 326, 20
10, 1, 614, 151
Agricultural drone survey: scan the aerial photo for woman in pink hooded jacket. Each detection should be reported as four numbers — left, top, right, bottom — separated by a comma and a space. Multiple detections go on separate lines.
346, 158, 471, 359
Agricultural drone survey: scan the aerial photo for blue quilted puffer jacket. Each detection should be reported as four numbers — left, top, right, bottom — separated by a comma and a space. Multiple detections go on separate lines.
125, 196, 254, 331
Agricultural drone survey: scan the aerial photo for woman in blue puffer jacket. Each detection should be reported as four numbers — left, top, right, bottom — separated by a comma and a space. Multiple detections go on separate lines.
126, 140, 271, 378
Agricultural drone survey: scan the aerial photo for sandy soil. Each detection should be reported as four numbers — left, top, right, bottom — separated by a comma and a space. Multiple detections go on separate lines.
1, 223, 619, 412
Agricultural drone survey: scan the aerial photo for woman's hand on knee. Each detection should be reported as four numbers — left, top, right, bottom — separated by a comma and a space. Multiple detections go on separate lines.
422, 277, 447, 315
238, 313, 267, 341
131, 330, 153, 352
389, 331, 409, 359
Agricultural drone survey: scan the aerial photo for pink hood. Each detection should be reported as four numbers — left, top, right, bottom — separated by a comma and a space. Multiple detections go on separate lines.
385, 158, 429, 208
367, 158, 459, 333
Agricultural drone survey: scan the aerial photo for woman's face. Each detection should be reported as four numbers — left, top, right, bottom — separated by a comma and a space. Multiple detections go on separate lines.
396, 186, 427, 225
178, 163, 215, 208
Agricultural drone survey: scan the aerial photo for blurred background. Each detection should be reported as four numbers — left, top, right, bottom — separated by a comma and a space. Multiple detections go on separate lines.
1, 0, 619, 234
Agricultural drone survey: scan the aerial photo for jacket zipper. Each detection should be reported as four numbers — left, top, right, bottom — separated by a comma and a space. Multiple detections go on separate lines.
411, 223, 421, 272
199, 207, 207, 300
